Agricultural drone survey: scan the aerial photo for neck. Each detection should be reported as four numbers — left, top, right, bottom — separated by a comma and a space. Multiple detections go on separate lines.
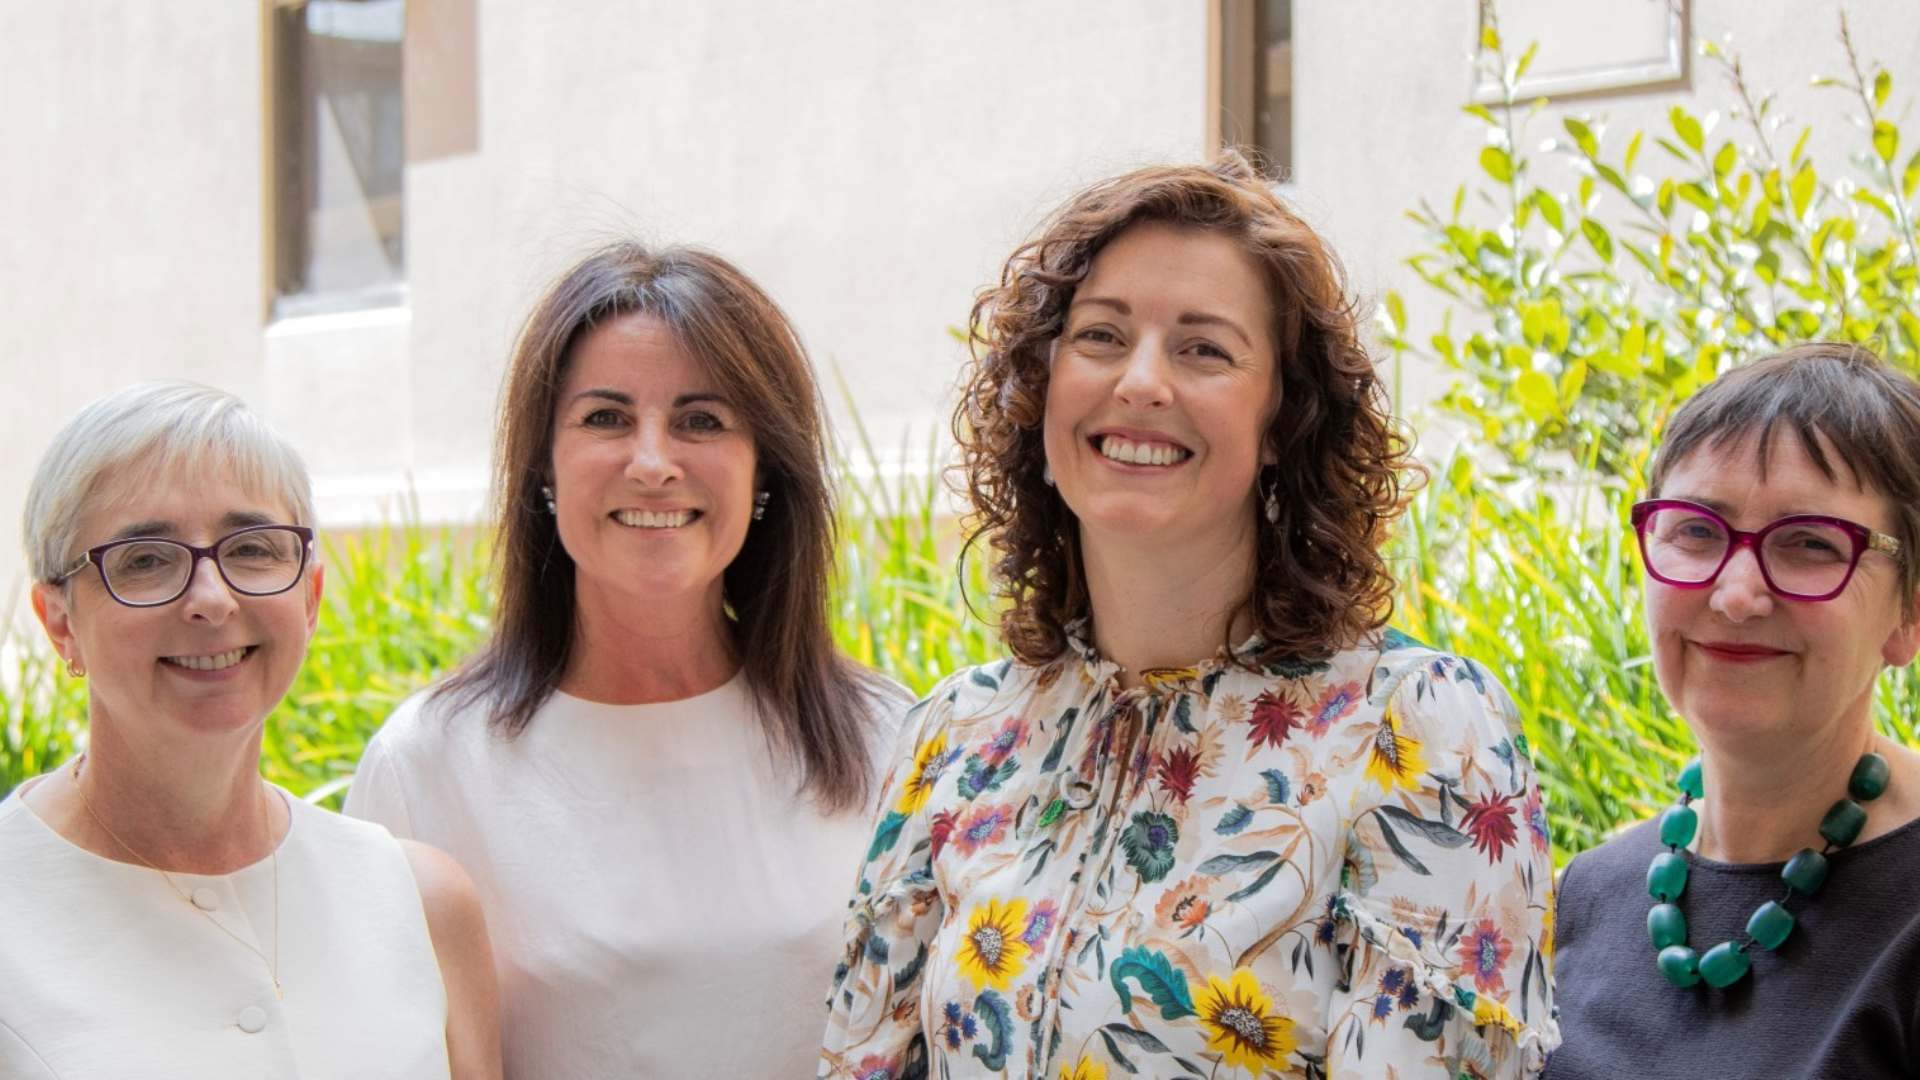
1695, 706, 1887, 863
562, 578, 739, 703
50, 714, 280, 875
1082, 519, 1257, 688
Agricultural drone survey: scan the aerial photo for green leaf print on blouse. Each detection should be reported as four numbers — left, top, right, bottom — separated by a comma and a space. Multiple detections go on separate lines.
1109, 946, 1197, 1019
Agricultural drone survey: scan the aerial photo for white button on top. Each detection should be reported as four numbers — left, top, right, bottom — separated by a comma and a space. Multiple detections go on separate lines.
237, 1005, 268, 1034
190, 887, 219, 911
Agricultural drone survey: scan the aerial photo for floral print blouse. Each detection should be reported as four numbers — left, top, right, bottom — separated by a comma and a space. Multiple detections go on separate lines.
820, 629, 1558, 1079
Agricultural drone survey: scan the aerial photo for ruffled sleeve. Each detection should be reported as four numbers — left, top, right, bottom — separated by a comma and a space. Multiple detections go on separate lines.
818, 674, 961, 1080
1326, 653, 1559, 1077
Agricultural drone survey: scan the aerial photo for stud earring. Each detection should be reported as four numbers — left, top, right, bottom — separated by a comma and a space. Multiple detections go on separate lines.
541, 485, 557, 515
66, 657, 85, 679
752, 490, 771, 521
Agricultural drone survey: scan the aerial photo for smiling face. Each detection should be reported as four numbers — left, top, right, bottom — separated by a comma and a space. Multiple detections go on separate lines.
1645, 429, 1920, 745
1042, 221, 1278, 553
549, 312, 758, 612
31, 471, 322, 744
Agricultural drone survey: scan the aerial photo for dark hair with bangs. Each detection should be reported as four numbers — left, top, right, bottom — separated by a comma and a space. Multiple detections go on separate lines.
434, 241, 889, 812
1649, 341, 1920, 616
954, 152, 1417, 667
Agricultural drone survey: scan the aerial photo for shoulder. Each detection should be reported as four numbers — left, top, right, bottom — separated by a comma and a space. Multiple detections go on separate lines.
362, 683, 490, 764
1367, 631, 1521, 738
1560, 819, 1660, 893
396, 838, 487, 933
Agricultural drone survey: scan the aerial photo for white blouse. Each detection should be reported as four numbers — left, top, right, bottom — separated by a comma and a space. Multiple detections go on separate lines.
0, 776, 449, 1080
345, 671, 890, 1079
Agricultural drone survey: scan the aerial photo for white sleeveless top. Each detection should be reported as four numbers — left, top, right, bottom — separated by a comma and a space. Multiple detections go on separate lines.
345, 672, 897, 1079
0, 776, 450, 1080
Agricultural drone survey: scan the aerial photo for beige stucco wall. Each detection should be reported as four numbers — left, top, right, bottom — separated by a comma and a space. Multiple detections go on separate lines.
5, 0, 1919, 624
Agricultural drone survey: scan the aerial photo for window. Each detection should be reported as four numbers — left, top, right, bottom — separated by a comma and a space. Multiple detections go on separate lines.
270, 0, 406, 316
1211, 0, 1292, 180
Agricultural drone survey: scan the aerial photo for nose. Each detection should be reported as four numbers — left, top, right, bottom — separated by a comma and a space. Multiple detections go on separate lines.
176, 554, 239, 624
1707, 544, 1774, 622
1112, 337, 1173, 410
623, 418, 684, 487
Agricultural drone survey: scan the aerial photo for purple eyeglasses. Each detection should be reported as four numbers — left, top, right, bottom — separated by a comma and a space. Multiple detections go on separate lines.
1630, 499, 1902, 602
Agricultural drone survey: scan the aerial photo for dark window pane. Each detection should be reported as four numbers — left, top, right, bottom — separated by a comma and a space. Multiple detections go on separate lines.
273, 0, 406, 311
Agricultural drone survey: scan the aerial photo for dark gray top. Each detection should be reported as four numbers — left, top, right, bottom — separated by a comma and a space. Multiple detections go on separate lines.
1545, 813, 1920, 1080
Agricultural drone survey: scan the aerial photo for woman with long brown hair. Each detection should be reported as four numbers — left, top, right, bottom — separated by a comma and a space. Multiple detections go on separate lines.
821, 156, 1558, 1078
348, 242, 898, 1077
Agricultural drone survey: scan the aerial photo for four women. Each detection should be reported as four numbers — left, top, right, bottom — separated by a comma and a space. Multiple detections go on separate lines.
10, 162, 1914, 1078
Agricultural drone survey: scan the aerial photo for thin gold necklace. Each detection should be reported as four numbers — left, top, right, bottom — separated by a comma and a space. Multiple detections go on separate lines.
71, 755, 283, 999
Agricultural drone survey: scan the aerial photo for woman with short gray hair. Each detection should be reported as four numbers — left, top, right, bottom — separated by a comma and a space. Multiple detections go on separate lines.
0, 381, 502, 1079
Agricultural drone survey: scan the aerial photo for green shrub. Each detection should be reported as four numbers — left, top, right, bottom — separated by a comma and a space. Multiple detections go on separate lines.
1385, 10, 1920, 482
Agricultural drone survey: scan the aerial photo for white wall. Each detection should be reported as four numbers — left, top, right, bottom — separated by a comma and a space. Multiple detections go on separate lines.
5, 0, 1919, 625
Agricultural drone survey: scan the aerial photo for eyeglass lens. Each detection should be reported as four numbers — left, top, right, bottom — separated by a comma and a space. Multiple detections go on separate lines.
1639, 506, 1855, 596
100, 529, 306, 604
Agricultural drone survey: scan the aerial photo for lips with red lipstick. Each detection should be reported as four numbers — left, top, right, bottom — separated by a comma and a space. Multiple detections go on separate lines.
1691, 639, 1792, 663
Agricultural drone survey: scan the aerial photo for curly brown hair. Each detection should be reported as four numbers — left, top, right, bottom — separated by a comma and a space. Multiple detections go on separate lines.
954, 153, 1418, 668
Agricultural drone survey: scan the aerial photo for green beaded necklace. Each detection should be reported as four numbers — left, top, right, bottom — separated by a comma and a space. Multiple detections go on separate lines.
1646, 751, 1891, 988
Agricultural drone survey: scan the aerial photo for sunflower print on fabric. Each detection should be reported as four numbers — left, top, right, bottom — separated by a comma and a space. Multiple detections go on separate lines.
821, 630, 1559, 1078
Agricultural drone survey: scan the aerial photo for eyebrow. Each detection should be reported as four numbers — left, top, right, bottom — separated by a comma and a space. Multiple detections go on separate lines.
107, 510, 280, 542
1664, 495, 1833, 520
569, 387, 634, 408
1069, 297, 1254, 349
569, 388, 729, 409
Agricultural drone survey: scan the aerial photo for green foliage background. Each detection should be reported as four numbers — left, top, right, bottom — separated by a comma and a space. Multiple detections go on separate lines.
6, 12, 1920, 861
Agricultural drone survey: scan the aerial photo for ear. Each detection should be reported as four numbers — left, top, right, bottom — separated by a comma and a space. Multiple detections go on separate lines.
1885, 588, 1920, 668
30, 581, 81, 670
303, 560, 326, 638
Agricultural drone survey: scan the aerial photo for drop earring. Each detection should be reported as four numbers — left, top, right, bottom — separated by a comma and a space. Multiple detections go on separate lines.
752, 490, 770, 521
1043, 462, 1055, 487
1263, 474, 1281, 524
66, 657, 86, 679
541, 485, 557, 515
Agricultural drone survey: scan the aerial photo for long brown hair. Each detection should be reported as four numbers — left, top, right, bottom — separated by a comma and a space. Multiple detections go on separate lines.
437, 241, 886, 811
955, 153, 1417, 667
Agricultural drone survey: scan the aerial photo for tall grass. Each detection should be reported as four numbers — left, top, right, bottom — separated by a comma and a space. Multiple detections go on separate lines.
7, 448, 1916, 855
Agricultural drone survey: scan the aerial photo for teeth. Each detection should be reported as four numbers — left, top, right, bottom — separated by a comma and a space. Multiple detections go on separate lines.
614, 509, 697, 529
164, 648, 247, 672
1100, 436, 1189, 466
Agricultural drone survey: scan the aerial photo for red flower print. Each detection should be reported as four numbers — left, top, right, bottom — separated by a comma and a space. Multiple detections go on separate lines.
929, 808, 959, 862
1306, 681, 1362, 737
1155, 746, 1202, 804
1248, 689, 1303, 750
1460, 791, 1518, 864
1456, 918, 1512, 995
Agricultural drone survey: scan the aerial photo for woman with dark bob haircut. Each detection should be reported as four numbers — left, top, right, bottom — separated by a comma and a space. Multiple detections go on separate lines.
822, 154, 1558, 1078
1548, 344, 1920, 1079
347, 242, 901, 1077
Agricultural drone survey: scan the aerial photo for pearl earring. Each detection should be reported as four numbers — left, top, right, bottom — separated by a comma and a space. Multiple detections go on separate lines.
1043, 462, 1055, 487
1264, 475, 1281, 524
541, 485, 556, 515
752, 490, 771, 521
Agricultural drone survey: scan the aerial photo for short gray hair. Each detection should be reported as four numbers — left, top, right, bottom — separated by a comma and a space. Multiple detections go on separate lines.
22, 381, 315, 584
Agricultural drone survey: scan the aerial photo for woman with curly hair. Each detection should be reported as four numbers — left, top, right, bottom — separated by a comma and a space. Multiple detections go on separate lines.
821, 156, 1559, 1079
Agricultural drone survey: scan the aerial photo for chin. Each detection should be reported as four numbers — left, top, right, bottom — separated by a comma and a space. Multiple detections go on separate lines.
1071, 495, 1188, 539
